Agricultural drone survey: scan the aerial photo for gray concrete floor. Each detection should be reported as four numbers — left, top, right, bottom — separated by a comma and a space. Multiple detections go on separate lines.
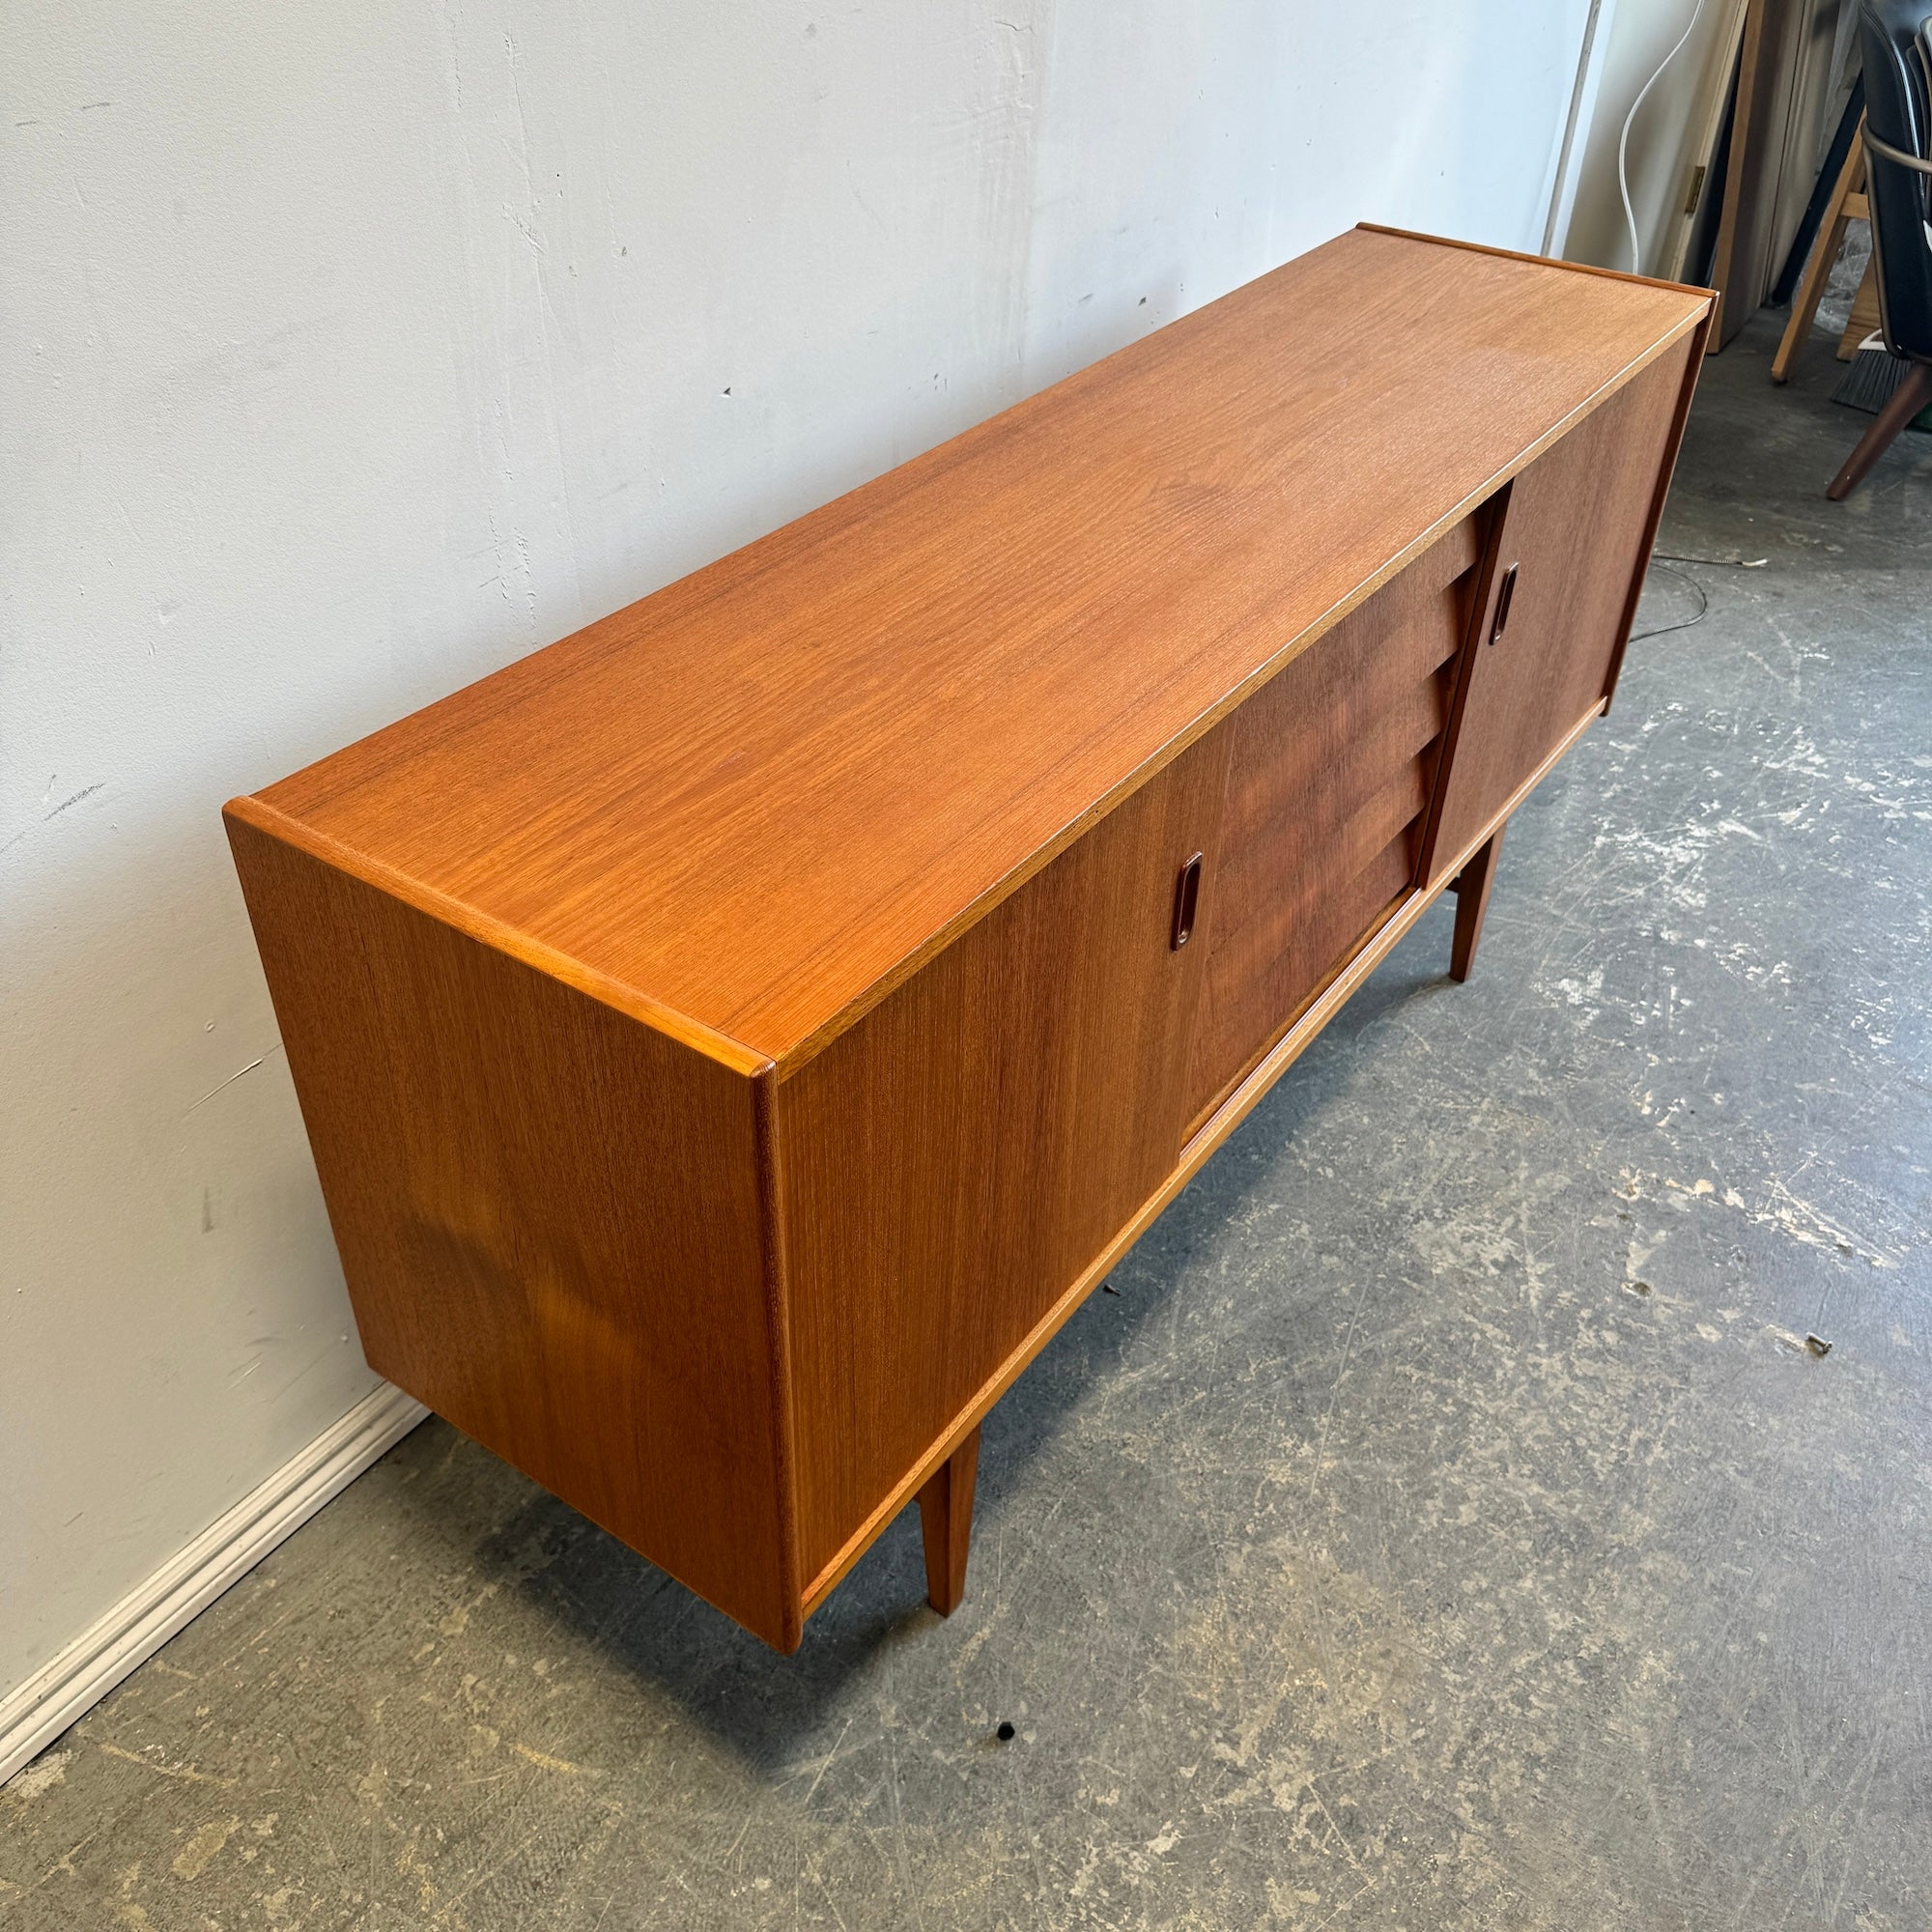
7, 313, 1932, 1931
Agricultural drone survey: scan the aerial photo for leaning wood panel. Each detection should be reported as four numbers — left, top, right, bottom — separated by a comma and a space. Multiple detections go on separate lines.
775, 732, 1229, 1586
223, 807, 799, 1649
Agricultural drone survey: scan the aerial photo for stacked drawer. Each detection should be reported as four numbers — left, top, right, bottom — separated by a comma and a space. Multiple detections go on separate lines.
1184, 510, 1491, 1129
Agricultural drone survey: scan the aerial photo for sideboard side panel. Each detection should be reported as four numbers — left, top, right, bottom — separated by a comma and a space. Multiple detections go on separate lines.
225, 812, 798, 1649
776, 731, 1231, 1586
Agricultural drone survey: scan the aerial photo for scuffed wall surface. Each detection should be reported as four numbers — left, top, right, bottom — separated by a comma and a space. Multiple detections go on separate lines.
0, 0, 1593, 1697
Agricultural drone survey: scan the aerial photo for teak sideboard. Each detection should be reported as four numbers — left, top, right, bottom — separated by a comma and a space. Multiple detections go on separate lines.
227, 227, 1712, 1651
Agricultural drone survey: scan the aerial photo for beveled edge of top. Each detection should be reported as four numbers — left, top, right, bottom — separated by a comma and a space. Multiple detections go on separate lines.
222, 791, 777, 1077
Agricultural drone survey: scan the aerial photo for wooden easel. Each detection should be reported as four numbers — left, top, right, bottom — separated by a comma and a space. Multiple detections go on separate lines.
1772, 113, 1870, 382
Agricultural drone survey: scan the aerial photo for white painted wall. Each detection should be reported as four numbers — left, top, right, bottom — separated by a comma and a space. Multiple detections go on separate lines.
3, 0, 1596, 1702
1563, 0, 1742, 275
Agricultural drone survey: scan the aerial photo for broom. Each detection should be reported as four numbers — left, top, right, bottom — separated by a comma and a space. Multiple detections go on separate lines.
1833, 331, 1932, 429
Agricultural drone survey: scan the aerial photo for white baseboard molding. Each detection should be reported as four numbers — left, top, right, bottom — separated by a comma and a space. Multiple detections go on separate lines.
0, 1381, 429, 1786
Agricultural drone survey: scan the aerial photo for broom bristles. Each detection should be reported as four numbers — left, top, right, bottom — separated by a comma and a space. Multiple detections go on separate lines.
1833, 344, 1932, 428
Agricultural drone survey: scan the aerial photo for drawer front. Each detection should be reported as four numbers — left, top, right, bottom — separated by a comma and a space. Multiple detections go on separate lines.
1182, 511, 1490, 1129
1425, 341, 1693, 876
778, 728, 1230, 1586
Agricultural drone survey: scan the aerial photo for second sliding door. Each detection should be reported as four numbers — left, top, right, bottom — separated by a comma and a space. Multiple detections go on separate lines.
1424, 341, 1695, 878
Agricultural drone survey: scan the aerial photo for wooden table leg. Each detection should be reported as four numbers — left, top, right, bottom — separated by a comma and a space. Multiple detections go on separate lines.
917, 1425, 980, 1616
1449, 823, 1505, 982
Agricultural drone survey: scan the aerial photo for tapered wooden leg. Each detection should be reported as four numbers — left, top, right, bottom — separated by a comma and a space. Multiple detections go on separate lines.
1828, 360, 1932, 500
917, 1425, 980, 1616
1449, 823, 1505, 983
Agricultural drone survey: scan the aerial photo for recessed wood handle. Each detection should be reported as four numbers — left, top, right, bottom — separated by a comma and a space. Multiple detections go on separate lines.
1490, 561, 1519, 644
1171, 852, 1203, 950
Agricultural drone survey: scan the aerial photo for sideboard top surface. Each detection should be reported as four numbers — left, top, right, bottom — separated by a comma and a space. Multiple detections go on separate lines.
243, 227, 1708, 1069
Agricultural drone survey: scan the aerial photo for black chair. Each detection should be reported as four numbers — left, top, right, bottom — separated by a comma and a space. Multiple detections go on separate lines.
1829, 1, 1932, 497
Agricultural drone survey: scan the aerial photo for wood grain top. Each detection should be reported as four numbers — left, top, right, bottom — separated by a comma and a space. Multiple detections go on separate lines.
236, 227, 1709, 1071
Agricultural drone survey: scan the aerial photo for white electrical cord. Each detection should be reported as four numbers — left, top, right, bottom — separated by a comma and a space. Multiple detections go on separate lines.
1618, 0, 1711, 274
